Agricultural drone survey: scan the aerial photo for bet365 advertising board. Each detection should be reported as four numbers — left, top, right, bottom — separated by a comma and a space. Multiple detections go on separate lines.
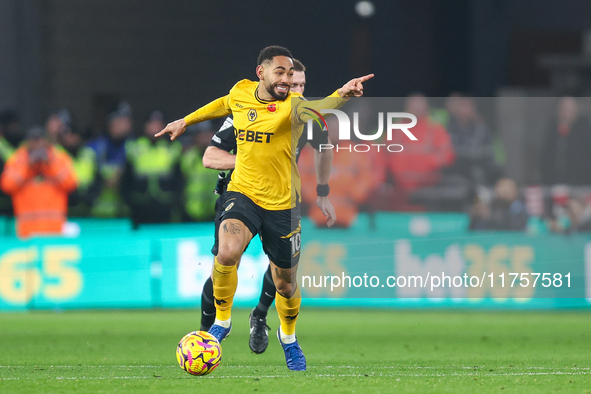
0, 214, 589, 310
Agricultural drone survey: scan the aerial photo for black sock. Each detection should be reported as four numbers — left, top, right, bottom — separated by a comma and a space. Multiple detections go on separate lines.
200, 277, 216, 331
252, 265, 276, 319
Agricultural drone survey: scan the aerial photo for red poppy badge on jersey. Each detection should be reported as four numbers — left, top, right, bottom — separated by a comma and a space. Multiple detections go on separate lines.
267, 103, 277, 113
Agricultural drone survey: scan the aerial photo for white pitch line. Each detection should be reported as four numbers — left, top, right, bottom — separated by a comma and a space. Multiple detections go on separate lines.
1, 371, 590, 380
0, 377, 153, 381
0, 365, 175, 369
1, 365, 589, 370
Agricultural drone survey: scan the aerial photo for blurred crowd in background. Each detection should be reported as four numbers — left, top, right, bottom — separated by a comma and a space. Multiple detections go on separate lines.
302, 94, 591, 235
2, 93, 591, 238
0, 103, 220, 237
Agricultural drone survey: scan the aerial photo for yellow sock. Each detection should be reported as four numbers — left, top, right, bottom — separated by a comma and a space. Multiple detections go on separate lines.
211, 257, 237, 321
276, 285, 301, 336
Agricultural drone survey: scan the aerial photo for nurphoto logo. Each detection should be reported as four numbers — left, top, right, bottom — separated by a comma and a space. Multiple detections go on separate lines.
305, 109, 418, 152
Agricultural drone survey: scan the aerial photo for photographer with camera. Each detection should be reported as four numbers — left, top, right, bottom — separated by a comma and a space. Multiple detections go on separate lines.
0, 126, 77, 238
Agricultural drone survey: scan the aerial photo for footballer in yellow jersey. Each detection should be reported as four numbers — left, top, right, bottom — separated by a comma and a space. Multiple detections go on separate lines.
199, 59, 337, 357
181, 79, 342, 211
195, 78, 311, 210
157, 45, 373, 371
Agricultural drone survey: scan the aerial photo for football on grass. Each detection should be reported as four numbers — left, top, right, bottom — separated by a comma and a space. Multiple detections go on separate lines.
176, 331, 222, 375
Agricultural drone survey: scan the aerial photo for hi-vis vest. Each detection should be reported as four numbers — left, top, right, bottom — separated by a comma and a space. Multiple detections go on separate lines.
180, 146, 218, 221
125, 136, 182, 204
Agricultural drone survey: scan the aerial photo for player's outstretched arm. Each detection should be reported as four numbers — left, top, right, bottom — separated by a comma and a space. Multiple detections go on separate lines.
203, 146, 236, 170
156, 95, 232, 141
337, 74, 374, 98
293, 74, 375, 125
155, 118, 187, 141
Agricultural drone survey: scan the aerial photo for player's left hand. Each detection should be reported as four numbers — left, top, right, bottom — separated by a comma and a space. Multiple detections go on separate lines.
338, 74, 375, 98
317, 196, 337, 227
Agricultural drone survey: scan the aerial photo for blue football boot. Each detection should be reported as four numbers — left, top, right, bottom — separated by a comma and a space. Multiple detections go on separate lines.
277, 328, 306, 371
208, 323, 232, 343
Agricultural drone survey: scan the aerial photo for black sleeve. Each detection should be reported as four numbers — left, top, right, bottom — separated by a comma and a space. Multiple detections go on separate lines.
209, 116, 237, 153
297, 121, 329, 153
295, 123, 329, 163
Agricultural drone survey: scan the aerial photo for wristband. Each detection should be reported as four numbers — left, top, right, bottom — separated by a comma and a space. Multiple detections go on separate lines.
316, 184, 330, 197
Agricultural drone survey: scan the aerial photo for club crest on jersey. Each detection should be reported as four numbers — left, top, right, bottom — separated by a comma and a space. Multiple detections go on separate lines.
267, 103, 277, 113
248, 109, 257, 121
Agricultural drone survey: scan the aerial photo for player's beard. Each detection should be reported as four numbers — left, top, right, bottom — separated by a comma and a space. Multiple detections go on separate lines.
265, 81, 290, 101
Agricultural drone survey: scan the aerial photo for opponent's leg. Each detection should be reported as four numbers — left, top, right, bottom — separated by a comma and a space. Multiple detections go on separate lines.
208, 218, 252, 342
253, 265, 276, 318
249, 264, 275, 353
200, 275, 216, 331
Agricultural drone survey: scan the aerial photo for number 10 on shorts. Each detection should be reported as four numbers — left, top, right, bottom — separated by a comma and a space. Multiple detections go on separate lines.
291, 233, 301, 257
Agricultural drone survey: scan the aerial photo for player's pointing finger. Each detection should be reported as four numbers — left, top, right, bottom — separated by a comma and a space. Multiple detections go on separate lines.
154, 129, 167, 138
358, 74, 375, 83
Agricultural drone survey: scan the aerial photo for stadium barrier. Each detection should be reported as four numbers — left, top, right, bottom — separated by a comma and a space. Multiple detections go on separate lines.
0, 213, 590, 311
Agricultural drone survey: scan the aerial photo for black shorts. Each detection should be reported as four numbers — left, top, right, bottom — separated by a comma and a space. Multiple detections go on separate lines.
211, 192, 252, 256
217, 191, 301, 269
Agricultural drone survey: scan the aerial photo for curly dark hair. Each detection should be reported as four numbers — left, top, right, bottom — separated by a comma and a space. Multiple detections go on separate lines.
257, 46, 293, 66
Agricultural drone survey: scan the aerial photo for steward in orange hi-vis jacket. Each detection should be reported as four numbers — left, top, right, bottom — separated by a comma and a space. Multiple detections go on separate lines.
0, 126, 77, 238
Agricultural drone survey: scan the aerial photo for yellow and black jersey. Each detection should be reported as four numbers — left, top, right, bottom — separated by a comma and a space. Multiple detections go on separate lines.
184, 79, 344, 210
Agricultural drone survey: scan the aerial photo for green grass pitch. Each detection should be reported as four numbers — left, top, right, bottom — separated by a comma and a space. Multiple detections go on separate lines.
0, 308, 590, 393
